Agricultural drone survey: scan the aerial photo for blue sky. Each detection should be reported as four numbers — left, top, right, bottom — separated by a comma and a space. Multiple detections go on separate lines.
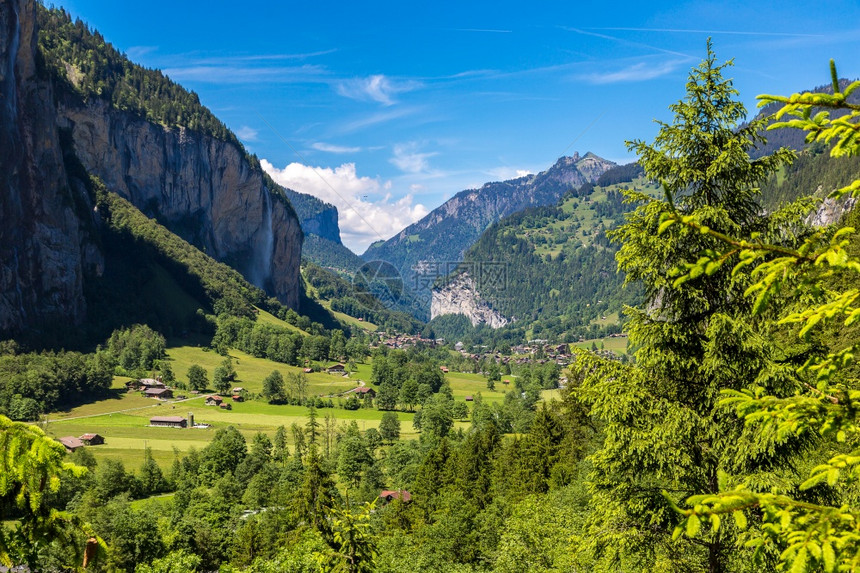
54, 0, 860, 252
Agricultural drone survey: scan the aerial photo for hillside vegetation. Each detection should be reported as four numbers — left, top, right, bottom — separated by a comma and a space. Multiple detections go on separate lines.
428, 166, 654, 343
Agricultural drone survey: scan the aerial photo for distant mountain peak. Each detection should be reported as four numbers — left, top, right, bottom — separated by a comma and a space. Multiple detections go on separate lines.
362, 152, 616, 319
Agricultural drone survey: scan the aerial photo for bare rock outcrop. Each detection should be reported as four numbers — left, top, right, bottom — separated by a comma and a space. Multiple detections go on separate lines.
430, 273, 509, 328
0, 0, 99, 333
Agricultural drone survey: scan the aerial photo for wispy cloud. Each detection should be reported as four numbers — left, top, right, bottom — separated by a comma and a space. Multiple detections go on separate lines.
162, 64, 329, 84
589, 27, 824, 38
390, 142, 438, 174
312, 142, 363, 153
337, 106, 421, 134
235, 126, 259, 142
191, 49, 338, 64
126, 45, 158, 60
485, 166, 534, 181
581, 59, 687, 84
562, 27, 695, 60
335, 74, 421, 106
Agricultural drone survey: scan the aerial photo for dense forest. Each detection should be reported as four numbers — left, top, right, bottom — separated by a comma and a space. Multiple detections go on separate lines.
37, 5, 239, 146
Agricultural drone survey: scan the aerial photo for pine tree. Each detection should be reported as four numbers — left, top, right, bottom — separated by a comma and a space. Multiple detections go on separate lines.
305, 405, 320, 445
667, 64, 860, 573
0, 416, 102, 567
574, 42, 803, 572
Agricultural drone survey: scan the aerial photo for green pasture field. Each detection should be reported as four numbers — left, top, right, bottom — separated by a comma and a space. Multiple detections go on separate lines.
164, 345, 359, 396
44, 347, 559, 470
571, 336, 629, 354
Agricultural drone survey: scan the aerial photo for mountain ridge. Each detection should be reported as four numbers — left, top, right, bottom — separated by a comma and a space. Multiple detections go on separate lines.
361, 152, 616, 319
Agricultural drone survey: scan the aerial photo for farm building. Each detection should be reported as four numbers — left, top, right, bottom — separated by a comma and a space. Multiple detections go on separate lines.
378, 490, 412, 503
349, 386, 376, 399
231, 395, 244, 402
145, 388, 173, 399
79, 433, 104, 446
205, 395, 223, 406
150, 416, 187, 428
58, 436, 84, 452
326, 364, 346, 374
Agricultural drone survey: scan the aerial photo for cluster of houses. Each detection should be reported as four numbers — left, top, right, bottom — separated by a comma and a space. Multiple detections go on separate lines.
203, 392, 244, 410
127, 377, 174, 400
450, 341, 576, 369
373, 331, 440, 350
58, 433, 104, 452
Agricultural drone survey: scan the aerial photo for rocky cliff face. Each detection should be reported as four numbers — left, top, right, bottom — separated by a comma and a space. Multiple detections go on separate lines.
808, 196, 857, 228
1, 0, 303, 336
282, 187, 341, 244
0, 0, 99, 333
60, 100, 302, 308
298, 205, 339, 242
431, 274, 509, 328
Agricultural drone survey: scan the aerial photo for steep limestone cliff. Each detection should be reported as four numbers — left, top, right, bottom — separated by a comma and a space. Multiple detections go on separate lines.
808, 196, 857, 228
60, 99, 302, 308
430, 273, 509, 328
1, 0, 304, 337
282, 187, 341, 244
0, 0, 99, 333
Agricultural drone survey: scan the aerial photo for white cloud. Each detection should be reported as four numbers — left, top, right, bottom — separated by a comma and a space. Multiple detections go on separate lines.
390, 142, 438, 174
261, 160, 428, 254
235, 126, 259, 142
335, 74, 421, 106
485, 166, 534, 181
582, 59, 686, 84
311, 142, 362, 153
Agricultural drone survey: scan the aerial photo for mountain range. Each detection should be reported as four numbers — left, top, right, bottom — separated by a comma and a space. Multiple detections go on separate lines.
361, 153, 616, 319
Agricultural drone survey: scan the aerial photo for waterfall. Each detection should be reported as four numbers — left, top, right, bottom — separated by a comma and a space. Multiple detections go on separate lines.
251, 189, 274, 288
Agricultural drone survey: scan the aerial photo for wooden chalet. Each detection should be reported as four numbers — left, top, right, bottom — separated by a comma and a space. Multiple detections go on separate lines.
79, 433, 104, 446
326, 364, 347, 374
145, 387, 173, 399
140, 377, 165, 389
349, 386, 376, 398
150, 416, 187, 428
205, 395, 223, 406
58, 436, 84, 452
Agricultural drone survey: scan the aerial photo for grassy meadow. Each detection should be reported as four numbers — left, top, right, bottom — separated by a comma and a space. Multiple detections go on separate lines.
43, 345, 530, 469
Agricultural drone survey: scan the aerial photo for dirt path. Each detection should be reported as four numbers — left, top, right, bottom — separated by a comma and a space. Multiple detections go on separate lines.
45, 395, 208, 424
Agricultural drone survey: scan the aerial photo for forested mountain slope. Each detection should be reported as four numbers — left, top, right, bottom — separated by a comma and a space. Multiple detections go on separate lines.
428, 164, 648, 341
362, 153, 615, 319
